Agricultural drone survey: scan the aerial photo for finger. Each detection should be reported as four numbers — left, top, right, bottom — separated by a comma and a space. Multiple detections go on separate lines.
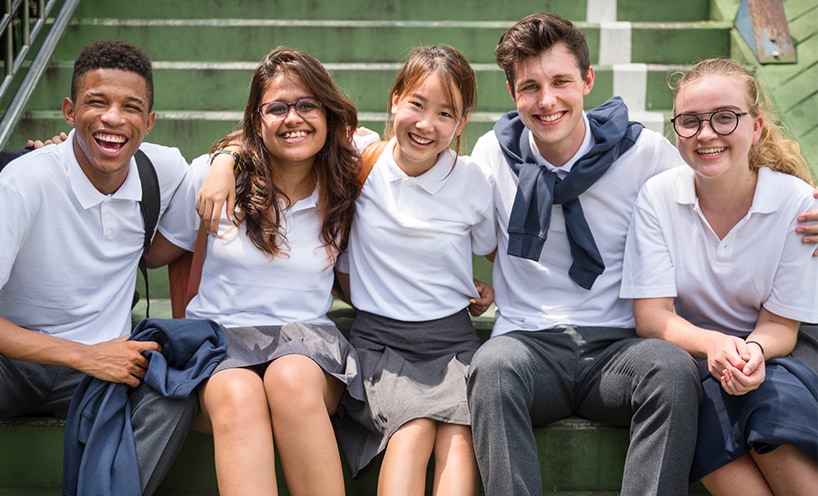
132, 340, 161, 353
58, 131, 68, 143
226, 194, 235, 223
209, 201, 220, 234
32, 140, 45, 148
26, 139, 35, 147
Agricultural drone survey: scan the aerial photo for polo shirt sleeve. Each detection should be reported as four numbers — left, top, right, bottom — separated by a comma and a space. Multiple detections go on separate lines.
0, 181, 31, 289
157, 154, 209, 251
467, 162, 497, 256
620, 181, 678, 299
763, 195, 818, 323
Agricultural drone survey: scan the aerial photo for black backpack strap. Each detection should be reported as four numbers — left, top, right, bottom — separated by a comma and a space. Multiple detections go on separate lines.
135, 149, 160, 318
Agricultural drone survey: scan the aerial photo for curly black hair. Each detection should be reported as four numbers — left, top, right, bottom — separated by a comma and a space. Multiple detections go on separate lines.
71, 40, 154, 110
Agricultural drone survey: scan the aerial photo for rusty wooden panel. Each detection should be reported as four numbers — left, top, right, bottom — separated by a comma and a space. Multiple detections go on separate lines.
736, 0, 797, 63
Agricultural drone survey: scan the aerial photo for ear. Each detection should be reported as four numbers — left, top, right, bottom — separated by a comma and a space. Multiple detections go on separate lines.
455, 111, 470, 137
582, 66, 595, 96
145, 111, 156, 134
751, 113, 763, 144
390, 92, 400, 115
506, 80, 516, 102
62, 97, 75, 126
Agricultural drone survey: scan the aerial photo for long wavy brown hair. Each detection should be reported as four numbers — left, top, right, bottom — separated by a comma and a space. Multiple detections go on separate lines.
214, 47, 360, 259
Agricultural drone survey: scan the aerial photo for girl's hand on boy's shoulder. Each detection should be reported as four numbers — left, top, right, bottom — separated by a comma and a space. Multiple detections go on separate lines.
796, 187, 818, 256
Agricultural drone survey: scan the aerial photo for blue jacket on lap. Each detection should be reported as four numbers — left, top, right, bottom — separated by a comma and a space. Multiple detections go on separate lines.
63, 318, 228, 496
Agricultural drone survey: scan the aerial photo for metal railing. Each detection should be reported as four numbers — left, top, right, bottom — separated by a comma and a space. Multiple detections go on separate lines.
0, 0, 78, 147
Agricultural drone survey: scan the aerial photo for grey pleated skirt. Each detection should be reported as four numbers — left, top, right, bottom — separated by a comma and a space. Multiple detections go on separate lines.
212, 322, 365, 409
335, 309, 482, 476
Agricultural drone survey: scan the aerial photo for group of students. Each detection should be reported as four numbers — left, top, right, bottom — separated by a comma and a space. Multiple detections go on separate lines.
1, 11, 817, 496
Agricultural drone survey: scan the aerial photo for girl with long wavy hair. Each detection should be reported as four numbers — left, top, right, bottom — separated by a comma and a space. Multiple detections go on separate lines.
148, 46, 364, 496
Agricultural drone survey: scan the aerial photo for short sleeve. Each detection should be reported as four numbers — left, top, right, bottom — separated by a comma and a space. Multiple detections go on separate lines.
763, 195, 818, 323
620, 184, 678, 299
0, 182, 32, 289
157, 154, 209, 251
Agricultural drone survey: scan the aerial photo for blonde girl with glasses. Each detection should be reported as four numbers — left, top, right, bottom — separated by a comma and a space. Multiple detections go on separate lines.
147, 46, 365, 496
621, 58, 818, 495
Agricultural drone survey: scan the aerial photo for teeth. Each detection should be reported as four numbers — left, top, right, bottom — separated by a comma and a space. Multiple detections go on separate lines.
538, 113, 562, 123
94, 133, 126, 143
282, 131, 307, 139
697, 147, 725, 156
410, 133, 432, 145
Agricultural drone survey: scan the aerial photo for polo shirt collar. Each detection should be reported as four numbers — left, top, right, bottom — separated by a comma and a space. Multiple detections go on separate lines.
288, 187, 319, 213
526, 113, 593, 178
64, 130, 142, 209
673, 165, 779, 214
381, 138, 455, 196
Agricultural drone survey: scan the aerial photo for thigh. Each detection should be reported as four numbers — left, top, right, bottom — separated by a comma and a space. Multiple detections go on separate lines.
471, 331, 575, 426
577, 336, 698, 425
0, 357, 80, 417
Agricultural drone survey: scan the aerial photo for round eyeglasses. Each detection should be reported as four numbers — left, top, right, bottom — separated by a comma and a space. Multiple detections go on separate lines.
257, 97, 323, 122
670, 109, 749, 138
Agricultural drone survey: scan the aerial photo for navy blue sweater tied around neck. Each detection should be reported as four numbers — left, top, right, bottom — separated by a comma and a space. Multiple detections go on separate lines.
63, 318, 227, 496
494, 96, 643, 290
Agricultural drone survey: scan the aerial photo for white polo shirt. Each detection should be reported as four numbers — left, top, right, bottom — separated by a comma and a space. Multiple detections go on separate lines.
0, 131, 188, 344
621, 166, 818, 335
341, 138, 496, 321
159, 154, 335, 328
472, 116, 684, 336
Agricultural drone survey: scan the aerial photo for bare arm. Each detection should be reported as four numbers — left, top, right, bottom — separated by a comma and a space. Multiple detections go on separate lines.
145, 231, 189, 268
720, 308, 799, 396
196, 148, 239, 233
333, 269, 352, 305
0, 317, 159, 387
634, 297, 750, 376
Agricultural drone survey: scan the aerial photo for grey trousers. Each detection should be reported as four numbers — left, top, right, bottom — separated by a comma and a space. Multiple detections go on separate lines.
467, 327, 701, 496
0, 356, 198, 496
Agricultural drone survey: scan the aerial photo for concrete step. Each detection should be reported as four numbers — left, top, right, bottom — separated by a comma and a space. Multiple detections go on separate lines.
53, 19, 730, 65
74, 0, 710, 23
0, 417, 707, 495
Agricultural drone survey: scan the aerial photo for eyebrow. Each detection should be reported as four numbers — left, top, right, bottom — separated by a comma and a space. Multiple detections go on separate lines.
679, 105, 743, 114
85, 91, 146, 106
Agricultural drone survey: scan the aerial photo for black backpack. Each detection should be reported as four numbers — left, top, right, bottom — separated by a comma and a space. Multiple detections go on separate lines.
0, 147, 160, 317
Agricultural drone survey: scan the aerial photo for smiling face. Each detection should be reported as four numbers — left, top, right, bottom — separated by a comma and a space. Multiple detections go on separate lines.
673, 74, 762, 182
62, 68, 155, 194
509, 43, 594, 166
255, 72, 328, 171
389, 73, 466, 176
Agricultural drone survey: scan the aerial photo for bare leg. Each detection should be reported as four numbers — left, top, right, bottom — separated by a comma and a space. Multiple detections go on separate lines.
264, 355, 345, 496
752, 444, 818, 496
700, 453, 772, 496
378, 418, 437, 496
199, 368, 277, 496
432, 423, 478, 496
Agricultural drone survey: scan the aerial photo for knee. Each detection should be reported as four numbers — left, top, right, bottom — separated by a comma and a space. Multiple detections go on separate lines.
201, 373, 265, 428
468, 339, 530, 404
264, 356, 326, 414
641, 340, 701, 403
